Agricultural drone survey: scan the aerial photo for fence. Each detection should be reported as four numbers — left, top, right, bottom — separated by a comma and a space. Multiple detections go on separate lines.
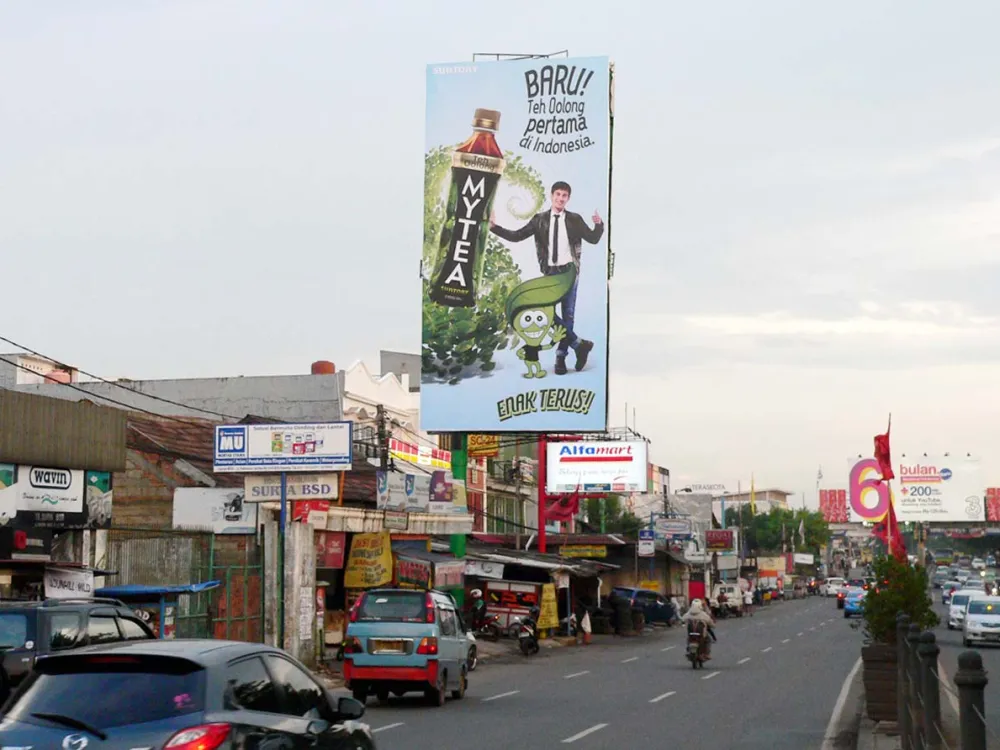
897, 612, 995, 750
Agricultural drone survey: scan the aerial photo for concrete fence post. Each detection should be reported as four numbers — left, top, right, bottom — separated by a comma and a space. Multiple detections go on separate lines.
897, 613, 912, 750
906, 623, 922, 744
917, 630, 941, 750
955, 650, 988, 750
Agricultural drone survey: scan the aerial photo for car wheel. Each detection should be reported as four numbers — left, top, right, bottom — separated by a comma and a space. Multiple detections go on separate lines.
352, 687, 367, 704
844, 611, 850, 618
376, 688, 390, 704
467, 645, 478, 671
427, 671, 446, 707
451, 669, 467, 700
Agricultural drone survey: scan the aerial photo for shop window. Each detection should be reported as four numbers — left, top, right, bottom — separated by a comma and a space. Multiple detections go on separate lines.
49, 613, 81, 650
86, 615, 120, 645
225, 657, 280, 714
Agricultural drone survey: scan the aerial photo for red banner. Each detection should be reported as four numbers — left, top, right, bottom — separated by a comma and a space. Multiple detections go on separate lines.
294, 500, 330, 523
987, 489, 1000, 522
315, 531, 346, 568
819, 489, 848, 523
705, 529, 734, 552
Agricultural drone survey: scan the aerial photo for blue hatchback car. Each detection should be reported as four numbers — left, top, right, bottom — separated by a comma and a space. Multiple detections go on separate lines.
843, 588, 867, 618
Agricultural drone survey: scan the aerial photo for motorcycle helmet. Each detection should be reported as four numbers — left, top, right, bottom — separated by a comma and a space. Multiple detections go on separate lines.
470, 589, 483, 599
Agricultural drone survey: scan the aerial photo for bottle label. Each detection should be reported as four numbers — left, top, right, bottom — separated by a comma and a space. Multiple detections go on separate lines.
429, 155, 506, 308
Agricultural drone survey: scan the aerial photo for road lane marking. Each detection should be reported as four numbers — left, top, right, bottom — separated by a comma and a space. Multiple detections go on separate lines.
562, 724, 608, 743
482, 690, 519, 702
782, 638, 791, 643
809, 627, 816, 631
649, 691, 676, 703
798, 632, 804, 637
622, 656, 639, 663
739, 657, 752, 664
820, 657, 862, 750
564, 670, 590, 679
702, 670, 720, 680
373, 723, 404, 733
761, 646, 772, 653
661, 645, 676, 652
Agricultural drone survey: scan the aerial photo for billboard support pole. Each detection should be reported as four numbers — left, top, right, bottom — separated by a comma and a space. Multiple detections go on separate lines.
538, 435, 548, 554
278, 471, 287, 650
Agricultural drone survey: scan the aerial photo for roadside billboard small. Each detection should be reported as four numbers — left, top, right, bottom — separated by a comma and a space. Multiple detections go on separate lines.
545, 440, 648, 493
705, 529, 735, 553
654, 517, 692, 540
213, 423, 352, 473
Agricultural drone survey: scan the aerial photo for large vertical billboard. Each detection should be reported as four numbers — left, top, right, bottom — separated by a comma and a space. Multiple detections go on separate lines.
421, 57, 612, 433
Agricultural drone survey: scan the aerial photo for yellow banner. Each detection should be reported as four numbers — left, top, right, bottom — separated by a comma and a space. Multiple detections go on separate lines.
560, 545, 607, 559
538, 583, 560, 630
343, 531, 393, 589
467, 434, 500, 457
639, 580, 659, 591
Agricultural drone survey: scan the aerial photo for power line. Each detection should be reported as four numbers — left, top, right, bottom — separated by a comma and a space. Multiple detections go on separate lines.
0, 333, 244, 421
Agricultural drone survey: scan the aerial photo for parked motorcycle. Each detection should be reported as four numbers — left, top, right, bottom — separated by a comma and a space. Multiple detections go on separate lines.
519, 607, 541, 656
474, 612, 502, 642
686, 622, 709, 669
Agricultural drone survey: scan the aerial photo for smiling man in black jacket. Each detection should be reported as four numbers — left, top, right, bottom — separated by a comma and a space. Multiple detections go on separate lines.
490, 181, 603, 375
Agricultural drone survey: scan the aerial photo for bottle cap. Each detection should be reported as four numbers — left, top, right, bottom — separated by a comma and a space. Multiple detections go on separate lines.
472, 108, 500, 130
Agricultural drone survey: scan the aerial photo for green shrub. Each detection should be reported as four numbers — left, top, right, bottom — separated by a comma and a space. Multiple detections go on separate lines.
862, 554, 938, 645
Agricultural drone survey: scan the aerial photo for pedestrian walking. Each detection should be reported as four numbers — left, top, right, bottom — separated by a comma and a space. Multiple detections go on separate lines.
743, 588, 754, 616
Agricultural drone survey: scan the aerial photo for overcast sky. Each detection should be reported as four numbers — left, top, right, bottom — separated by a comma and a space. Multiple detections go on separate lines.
3, 2, 999, 505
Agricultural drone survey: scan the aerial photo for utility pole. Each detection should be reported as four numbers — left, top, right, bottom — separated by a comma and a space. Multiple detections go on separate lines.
514, 451, 522, 550
376, 404, 389, 472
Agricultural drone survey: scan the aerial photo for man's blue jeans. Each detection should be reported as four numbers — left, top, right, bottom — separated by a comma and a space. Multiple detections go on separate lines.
554, 277, 579, 356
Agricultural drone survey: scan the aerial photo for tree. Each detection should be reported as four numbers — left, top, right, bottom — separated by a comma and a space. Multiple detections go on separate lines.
724, 506, 829, 555
584, 495, 644, 536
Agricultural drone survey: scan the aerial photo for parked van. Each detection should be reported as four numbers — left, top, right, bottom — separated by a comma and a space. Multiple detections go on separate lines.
343, 588, 470, 707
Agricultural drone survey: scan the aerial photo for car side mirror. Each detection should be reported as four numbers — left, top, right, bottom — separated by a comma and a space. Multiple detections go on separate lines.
306, 719, 330, 736
336, 696, 365, 720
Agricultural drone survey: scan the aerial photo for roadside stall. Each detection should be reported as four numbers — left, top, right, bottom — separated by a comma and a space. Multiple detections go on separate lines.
95, 581, 221, 638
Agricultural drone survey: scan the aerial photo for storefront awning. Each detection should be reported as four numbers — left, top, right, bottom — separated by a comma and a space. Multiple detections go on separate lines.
96, 581, 222, 597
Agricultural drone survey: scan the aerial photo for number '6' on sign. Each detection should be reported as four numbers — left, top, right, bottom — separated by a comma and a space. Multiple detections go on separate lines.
849, 458, 890, 521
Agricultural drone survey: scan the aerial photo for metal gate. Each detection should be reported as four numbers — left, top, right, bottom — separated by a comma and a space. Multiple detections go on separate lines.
104, 528, 263, 642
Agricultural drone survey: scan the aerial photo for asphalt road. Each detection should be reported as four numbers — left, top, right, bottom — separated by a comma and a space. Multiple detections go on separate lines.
931, 590, 1000, 748
338, 595, 864, 750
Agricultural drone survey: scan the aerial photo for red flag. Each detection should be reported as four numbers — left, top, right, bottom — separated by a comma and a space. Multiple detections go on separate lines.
886, 492, 907, 561
874, 414, 895, 481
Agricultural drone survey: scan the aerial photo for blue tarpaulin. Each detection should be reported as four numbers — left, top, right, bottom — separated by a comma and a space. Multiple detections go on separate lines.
95, 581, 222, 638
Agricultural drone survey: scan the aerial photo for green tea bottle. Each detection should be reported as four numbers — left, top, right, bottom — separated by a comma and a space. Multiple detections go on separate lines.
429, 108, 506, 308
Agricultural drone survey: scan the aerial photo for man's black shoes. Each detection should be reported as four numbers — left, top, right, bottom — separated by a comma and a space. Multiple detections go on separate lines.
575, 340, 594, 371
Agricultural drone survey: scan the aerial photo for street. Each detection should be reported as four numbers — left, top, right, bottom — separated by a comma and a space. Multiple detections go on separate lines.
339, 596, 863, 750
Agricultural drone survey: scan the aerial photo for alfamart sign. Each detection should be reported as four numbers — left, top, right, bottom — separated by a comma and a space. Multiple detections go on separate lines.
545, 441, 648, 494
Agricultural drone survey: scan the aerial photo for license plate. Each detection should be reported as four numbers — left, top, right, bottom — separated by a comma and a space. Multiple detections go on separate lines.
519, 632, 531, 639
371, 639, 406, 654
987, 635, 1000, 641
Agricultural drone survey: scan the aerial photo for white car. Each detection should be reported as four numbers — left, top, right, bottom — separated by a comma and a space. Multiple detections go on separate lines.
964, 596, 1000, 647
822, 577, 845, 597
949, 590, 981, 630
956, 570, 971, 585
972, 558, 987, 571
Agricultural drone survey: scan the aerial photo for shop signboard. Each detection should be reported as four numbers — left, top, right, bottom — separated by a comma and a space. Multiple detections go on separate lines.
654, 517, 692, 539
213, 423, 352, 473
705, 529, 735, 552
546, 441, 648, 493
383, 510, 408, 531
638, 529, 655, 557
376, 471, 430, 512
434, 560, 466, 589
244, 474, 340, 503
560, 544, 607, 558
343, 532, 393, 589
793, 553, 815, 565
44, 567, 94, 599
467, 435, 500, 458
292, 500, 330, 526
420, 56, 613, 434
466, 560, 504, 579
0, 527, 51, 561
389, 438, 451, 470
0, 465, 112, 529
538, 583, 560, 629
429, 471, 468, 515
315, 531, 346, 569
848, 455, 984, 523
397, 556, 432, 589
172, 488, 258, 535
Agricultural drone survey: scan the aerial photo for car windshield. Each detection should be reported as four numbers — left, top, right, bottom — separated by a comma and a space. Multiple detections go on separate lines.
6, 655, 204, 730
357, 591, 427, 622
968, 601, 1000, 615
0, 614, 28, 649
848, 579, 865, 587
952, 594, 971, 607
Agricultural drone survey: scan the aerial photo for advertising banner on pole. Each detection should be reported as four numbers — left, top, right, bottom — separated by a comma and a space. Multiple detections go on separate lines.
545, 440, 647, 493
213, 423, 352, 473
818, 489, 848, 523
848, 455, 984, 523
705, 529, 735, 552
420, 56, 612, 433
638, 529, 655, 557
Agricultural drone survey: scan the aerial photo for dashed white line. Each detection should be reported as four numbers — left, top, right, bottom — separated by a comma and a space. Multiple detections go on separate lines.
482, 690, 519, 702
373, 722, 404, 733
782, 638, 791, 644
702, 670, 720, 680
738, 657, 752, 665
798, 632, 804, 637
564, 670, 590, 679
649, 690, 676, 703
809, 627, 816, 631
761, 646, 773, 653
562, 724, 608, 743
661, 645, 676, 652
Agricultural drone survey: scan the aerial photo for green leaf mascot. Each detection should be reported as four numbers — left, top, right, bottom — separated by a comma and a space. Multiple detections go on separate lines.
504, 266, 577, 379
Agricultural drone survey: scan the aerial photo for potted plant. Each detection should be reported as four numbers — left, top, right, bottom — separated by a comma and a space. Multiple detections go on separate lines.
858, 555, 938, 721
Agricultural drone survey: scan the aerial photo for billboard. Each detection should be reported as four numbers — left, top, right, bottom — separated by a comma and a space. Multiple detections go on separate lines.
848, 455, 984, 523
376, 471, 431, 513
173, 488, 257, 535
545, 440, 647, 493
213, 423, 352, 473
705, 529, 735, 552
244, 474, 340, 503
819, 489, 848, 523
0, 465, 113, 529
420, 56, 612, 433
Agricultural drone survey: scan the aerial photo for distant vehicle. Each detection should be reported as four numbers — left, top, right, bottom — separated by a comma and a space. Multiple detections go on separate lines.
932, 568, 953, 588
973, 558, 987, 571
949, 591, 981, 630
0, 596, 155, 703
837, 586, 863, 610
956, 570, 971, 585
942, 581, 962, 605
963, 596, 1000, 648
844, 589, 867, 618
822, 578, 845, 597
0, 639, 374, 748
611, 587, 678, 625
987, 555, 997, 568
958, 556, 973, 569
933, 549, 955, 566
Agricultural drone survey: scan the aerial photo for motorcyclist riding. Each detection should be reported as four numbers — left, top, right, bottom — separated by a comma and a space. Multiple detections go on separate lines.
470, 588, 487, 629
681, 599, 717, 659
